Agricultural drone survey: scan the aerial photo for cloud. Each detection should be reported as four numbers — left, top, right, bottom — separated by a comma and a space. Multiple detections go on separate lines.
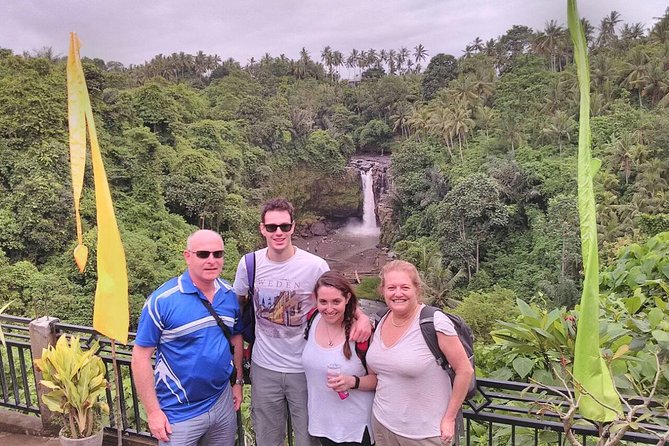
1, 0, 666, 66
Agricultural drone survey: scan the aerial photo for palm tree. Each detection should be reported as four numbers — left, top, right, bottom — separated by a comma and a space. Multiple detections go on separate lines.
541, 111, 576, 154
620, 23, 646, 43
580, 18, 596, 48
347, 49, 359, 77
497, 115, 524, 154
596, 10, 622, 48
623, 48, 650, 107
450, 103, 474, 159
398, 47, 410, 74
427, 106, 455, 159
321, 46, 334, 80
390, 102, 412, 138
649, 13, 669, 45
357, 50, 368, 74
417, 249, 467, 306
447, 75, 480, 109
539, 20, 566, 72
470, 37, 484, 54
406, 105, 430, 143
475, 106, 497, 139
367, 48, 379, 69
642, 60, 669, 106
606, 131, 645, 184
332, 50, 344, 79
387, 49, 397, 75
413, 44, 428, 67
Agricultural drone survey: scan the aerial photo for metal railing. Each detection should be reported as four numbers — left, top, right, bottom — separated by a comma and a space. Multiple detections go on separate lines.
0, 315, 39, 414
464, 379, 667, 445
1, 315, 667, 445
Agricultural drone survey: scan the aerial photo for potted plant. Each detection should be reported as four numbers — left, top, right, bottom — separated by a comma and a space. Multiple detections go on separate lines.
34, 335, 109, 446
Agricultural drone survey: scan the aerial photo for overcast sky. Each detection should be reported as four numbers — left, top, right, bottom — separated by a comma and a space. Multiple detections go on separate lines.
1, 1, 667, 67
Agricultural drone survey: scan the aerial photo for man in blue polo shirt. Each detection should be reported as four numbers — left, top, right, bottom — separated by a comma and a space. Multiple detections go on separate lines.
132, 229, 243, 446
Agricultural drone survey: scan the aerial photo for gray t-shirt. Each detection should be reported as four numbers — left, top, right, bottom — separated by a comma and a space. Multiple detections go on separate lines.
366, 305, 456, 439
233, 247, 329, 372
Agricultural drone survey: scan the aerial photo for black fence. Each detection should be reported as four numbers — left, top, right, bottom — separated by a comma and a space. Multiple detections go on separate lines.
1, 315, 666, 445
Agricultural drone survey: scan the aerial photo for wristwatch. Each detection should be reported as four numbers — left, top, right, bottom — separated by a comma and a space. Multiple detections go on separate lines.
234, 378, 244, 386
352, 375, 360, 390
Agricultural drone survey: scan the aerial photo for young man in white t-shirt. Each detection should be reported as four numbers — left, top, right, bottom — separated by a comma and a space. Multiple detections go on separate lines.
233, 198, 372, 446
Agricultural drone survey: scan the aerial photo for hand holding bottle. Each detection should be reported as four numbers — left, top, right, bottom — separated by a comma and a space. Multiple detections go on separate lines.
326, 363, 349, 400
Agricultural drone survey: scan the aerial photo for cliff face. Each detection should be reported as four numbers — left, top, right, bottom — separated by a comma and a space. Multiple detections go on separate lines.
307, 167, 362, 219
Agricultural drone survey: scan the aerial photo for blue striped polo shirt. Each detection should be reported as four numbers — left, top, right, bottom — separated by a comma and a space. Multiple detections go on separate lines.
135, 270, 241, 423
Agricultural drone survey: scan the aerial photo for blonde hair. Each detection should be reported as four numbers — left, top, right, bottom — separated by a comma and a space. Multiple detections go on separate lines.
378, 260, 423, 302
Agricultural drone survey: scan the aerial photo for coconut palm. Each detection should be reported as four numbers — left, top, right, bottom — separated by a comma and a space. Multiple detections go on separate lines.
497, 115, 525, 154
596, 10, 622, 48
622, 48, 650, 107
606, 131, 646, 185
347, 49, 359, 77
533, 21, 566, 71
450, 103, 475, 159
321, 46, 333, 78
447, 75, 480, 109
475, 106, 497, 139
541, 111, 576, 154
406, 105, 430, 142
390, 102, 412, 138
642, 60, 669, 106
413, 44, 428, 66
427, 106, 455, 159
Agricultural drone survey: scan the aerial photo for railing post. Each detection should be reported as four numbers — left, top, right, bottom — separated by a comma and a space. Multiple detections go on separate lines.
28, 316, 60, 434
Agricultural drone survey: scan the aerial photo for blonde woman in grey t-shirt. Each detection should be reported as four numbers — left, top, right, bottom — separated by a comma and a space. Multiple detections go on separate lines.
366, 261, 474, 446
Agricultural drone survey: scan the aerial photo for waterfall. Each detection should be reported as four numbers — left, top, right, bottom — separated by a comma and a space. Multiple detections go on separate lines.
343, 168, 380, 236
360, 169, 379, 234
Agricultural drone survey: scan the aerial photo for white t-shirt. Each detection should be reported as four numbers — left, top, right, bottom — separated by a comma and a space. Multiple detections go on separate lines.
233, 247, 329, 372
366, 305, 457, 439
301, 314, 375, 443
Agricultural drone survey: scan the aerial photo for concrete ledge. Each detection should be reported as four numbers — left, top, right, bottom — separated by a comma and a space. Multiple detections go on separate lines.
0, 410, 157, 446
103, 429, 157, 446
0, 410, 46, 436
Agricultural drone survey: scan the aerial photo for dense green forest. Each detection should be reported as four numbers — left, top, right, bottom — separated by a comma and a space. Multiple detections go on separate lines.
1, 10, 668, 389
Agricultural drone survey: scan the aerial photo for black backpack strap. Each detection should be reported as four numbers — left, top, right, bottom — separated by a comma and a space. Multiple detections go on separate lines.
199, 298, 234, 355
355, 339, 370, 372
303, 308, 319, 340
419, 305, 449, 371
374, 308, 390, 327
245, 252, 256, 298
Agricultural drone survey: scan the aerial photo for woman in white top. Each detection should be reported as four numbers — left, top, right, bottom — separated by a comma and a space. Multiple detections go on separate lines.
366, 260, 474, 446
302, 271, 377, 446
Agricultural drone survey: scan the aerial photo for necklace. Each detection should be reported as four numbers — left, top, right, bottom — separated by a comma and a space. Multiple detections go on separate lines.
324, 322, 341, 346
390, 306, 418, 327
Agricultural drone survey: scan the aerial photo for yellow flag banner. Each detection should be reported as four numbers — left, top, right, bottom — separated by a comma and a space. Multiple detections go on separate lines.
568, 0, 621, 421
67, 32, 129, 345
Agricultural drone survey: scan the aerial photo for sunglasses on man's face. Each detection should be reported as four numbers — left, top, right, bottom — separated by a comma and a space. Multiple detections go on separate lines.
190, 250, 224, 259
263, 223, 293, 233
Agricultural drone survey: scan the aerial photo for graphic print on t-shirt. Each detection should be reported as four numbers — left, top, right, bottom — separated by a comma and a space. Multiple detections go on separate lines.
254, 276, 311, 337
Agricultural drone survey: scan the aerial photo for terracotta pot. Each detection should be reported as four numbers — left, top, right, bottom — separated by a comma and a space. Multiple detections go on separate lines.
59, 428, 104, 446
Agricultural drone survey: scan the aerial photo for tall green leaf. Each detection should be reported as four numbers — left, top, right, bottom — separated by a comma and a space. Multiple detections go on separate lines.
568, 0, 622, 422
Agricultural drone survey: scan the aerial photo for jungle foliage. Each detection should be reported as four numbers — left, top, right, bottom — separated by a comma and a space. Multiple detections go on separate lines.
0, 9, 667, 396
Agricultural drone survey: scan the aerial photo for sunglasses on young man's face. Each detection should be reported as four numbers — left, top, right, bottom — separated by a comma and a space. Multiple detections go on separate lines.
263, 223, 293, 233
189, 250, 224, 259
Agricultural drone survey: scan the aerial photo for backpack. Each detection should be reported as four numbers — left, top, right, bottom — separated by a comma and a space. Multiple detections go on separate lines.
239, 253, 256, 384
376, 305, 477, 400
304, 308, 370, 372
240, 252, 256, 344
